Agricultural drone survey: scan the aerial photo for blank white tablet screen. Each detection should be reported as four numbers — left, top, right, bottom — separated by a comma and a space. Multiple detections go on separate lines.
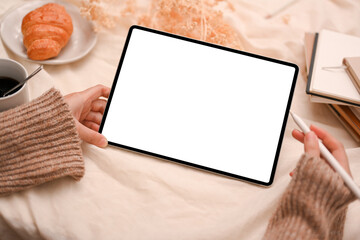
102, 27, 297, 184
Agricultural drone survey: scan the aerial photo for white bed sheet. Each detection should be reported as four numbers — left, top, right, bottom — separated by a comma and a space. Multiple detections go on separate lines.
0, 0, 359, 239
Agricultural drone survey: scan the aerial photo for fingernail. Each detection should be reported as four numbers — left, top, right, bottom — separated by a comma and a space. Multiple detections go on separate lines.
306, 131, 317, 142
99, 137, 108, 148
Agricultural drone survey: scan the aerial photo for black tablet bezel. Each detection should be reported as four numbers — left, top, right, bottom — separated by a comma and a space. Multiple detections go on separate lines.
99, 25, 299, 186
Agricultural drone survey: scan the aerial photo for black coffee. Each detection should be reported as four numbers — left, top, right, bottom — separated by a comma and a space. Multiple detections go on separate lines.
0, 76, 21, 98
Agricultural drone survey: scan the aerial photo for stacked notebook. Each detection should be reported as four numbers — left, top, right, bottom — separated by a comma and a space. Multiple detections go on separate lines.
305, 30, 360, 142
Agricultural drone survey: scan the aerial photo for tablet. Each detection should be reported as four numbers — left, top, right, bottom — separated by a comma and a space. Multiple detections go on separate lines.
99, 25, 298, 186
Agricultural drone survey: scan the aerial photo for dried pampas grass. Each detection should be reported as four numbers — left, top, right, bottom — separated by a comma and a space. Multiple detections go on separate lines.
80, 0, 243, 49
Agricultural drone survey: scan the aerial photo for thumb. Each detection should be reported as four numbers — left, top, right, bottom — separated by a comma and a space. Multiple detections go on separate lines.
76, 121, 108, 148
304, 131, 320, 158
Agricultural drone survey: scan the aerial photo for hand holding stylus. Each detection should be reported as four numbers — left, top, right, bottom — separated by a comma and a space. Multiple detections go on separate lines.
290, 112, 360, 200
291, 125, 351, 176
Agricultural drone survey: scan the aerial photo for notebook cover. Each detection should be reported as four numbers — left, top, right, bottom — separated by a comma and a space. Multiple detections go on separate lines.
305, 33, 348, 105
304, 32, 360, 141
305, 30, 360, 107
344, 57, 360, 93
331, 104, 360, 136
304, 32, 316, 73
328, 105, 360, 142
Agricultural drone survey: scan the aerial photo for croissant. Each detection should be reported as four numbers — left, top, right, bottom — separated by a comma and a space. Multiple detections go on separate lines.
21, 3, 73, 60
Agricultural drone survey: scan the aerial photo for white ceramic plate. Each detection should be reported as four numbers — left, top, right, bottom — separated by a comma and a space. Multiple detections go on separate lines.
0, 0, 97, 65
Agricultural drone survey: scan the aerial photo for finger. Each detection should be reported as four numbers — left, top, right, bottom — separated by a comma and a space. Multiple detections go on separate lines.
289, 168, 296, 177
310, 125, 344, 153
82, 84, 110, 102
84, 111, 103, 125
310, 125, 352, 176
292, 129, 304, 143
76, 121, 107, 148
91, 99, 107, 114
83, 120, 100, 132
304, 131, 320, 158
310, 125, 348, 165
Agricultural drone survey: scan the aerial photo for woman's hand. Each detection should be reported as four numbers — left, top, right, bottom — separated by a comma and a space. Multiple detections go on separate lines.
291, 125, 352, 176
64, 84, 110, 148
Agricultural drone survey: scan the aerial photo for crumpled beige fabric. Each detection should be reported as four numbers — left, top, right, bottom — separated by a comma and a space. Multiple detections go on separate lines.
0, 0, 359, 239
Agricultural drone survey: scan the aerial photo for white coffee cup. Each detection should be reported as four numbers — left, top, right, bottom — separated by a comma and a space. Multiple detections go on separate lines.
0, 58, 29, 112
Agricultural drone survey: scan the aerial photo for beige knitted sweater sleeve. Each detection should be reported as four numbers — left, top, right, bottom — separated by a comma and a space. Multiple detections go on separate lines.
0, 88, 84, 196
264, 154, 356, 240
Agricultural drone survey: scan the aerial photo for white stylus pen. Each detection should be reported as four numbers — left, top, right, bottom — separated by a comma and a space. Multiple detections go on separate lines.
290, 111, 360, 200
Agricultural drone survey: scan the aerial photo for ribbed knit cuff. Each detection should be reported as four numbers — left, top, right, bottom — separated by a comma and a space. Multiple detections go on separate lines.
264, 154, 356, 240
0, 88, 84, 196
